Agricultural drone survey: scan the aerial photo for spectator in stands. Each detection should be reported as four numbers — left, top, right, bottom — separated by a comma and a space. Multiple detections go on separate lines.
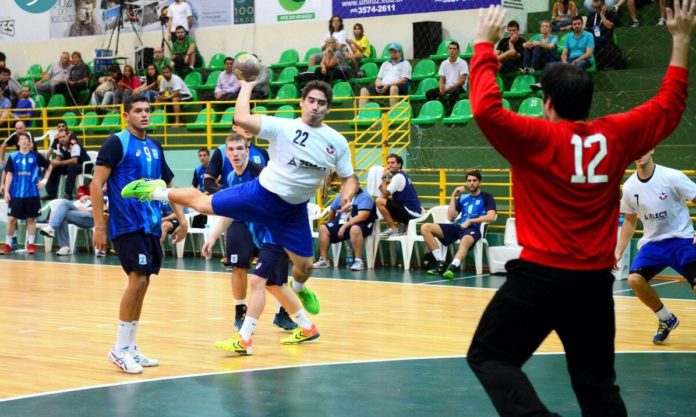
521, 21, 559, 73
359, 43, 411, 109
584, 0, 625, 13
36, 51, 72, 95
170, 25, 202, 76
425, 41, 469, 114
496, 21, 526, 73
167, 0, 193, 41
309, 15, 351, 66
159, 202, 181, 250
0, 68, 20, 102
11, 86, 36, 126
192, 147, 209, 193
314, 173, 376, 271
561, 16, 595, 70
133, 64, 161, 102
376, 153, 424, 238
1, 132, 53, 255
54, 51, 91, 107
214, 57, 241, 101
113, 64, 141, 105
315, 38, 350, 83
40, 195, 99, 256
44, 129, 88, 200
422, 170, 497, 279
153, 47, 171, 73
551, 0, 578, 31
346, 23, 371, 71
156, 66, 192, 127
628, 0, 667, 27
0, 121, 34, 165
90, 64, 122, 106
0, 86, 12, 124
46, 119, 78, 160
587, 0, 626, 70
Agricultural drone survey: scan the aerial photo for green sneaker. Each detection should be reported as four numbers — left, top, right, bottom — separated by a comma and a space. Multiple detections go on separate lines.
292, 279, 320, 315
121, 179, 166, 201
427, 261, 446, 275
442, 264, 458, 280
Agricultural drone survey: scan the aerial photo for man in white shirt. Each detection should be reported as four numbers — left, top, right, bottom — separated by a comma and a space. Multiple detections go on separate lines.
36, 51, 72, 95
167, 0, 193, 40
155, 66, 192, 127
359, 43, 412, 108
616, 150, 696, 345
214, 57, 241, 101
425, 41, 469, 114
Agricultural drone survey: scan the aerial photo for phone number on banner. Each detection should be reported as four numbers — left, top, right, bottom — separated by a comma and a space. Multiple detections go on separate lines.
333, 0, 498, 19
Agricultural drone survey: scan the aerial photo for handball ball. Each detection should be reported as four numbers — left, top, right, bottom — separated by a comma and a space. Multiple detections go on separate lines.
233, 54, 265, 82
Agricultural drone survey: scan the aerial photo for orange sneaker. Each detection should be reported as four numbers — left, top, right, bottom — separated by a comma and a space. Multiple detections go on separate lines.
280, 324, 320, 345
27, 244, 36, 254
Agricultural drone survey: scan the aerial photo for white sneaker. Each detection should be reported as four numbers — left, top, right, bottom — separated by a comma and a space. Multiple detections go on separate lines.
350, 258, 364, 271
379, 228, 396, 238
313, 257, 330, 269
397, 223, 407, 234
108, 347, 143, 374
95, 249, 107, 257
40, 226, 55, 239
130, 347, 159, 367
56, 246, 72, 256
657, 17, 666, 26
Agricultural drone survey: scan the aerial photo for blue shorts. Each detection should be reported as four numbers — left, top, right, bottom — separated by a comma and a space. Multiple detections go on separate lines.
438, 223, 481, 247
252, 243, 290, 287
112, 231, 163, 276
323, 219, 375, 244
211, 179, 312, 257
630, 237, 696, 284
225, 221, 257, 269
8, 197, 41, 220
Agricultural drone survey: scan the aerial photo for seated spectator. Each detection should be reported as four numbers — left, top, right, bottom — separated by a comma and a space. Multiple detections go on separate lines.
561, 16, 595, 70
113, 64, 141, 105
133, 64, 161, 102
170, 25, 202, 76
153, 47, 171, 73
36, 51, 71, 95
214, 57, 241, 101
54, 51, 90, 106
1, 132, 53, 255
156, 66, 192, 127
0, 68, 20, 102
160, 202, 181, 250
90, 64, 122, 106
628, 0, 666, 27
521, 21, 559, 73
551, 0, 578, 32
44, 129, 89, 200
425, 41, 469, 114
11, 86, 36, 125
0, 121, 35, 167
46, 119, 78, 160
584, 0, 625, 13
496, 21, 526, 73
39, 196, 100, 256
315, 38, 351, 83
421, 170, 497, 279
587, 0, 626, 70
376, 153, 424, 238
313, 174, 377, 271
0, 86, 12, 124
309, 15, 350, 66
346, 23, 371, 71
359, 43, 411, 108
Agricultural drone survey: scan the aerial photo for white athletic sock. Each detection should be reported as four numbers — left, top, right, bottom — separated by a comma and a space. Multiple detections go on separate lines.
432, 248, 444, 262
234, 299, 246, 305
294, 309, 313, 330
450, 258, 461, 268
27, 234, 35, 245
130, 321, 139, 349
655, 305, 673, 322
239, 317, 257, 341
292, 280, 304, 293
152, 188, 170, 201
276, 301, 282, 313
5, 235, 11, 244
116, 320, 133, 350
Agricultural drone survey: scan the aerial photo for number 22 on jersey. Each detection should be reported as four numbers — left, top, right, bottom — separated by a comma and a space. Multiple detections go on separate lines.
570, 134, 608, 184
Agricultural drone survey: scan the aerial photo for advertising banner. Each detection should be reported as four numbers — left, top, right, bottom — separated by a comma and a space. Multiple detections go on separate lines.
255, 0, 331, 25
0, 2, 50, 44
332, 0, 499, 19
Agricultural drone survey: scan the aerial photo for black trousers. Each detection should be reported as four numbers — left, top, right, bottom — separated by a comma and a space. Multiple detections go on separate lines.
467, 259, 627, 417
46, 164, 83, 199
425, 85, 465, 114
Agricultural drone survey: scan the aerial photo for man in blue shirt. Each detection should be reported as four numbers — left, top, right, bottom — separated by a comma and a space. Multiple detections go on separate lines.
421, 170, 497, 279
191, 147, 209, 193
90, 95, 187, 375
561, 16, 595, 70
2, 132, 53, 255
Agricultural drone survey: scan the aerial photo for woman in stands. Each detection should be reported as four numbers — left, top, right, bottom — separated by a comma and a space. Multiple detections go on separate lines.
346, 23, 371, 72
309, 15, 350, 67
90, 64, 122, 106
551, 0, 578, 31
134, 64, 162, 103
113, 64, 141, 105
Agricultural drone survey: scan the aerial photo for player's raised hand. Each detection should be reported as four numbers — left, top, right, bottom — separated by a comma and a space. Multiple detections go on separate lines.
474, 5, 507, 45
666, 0, 696, 39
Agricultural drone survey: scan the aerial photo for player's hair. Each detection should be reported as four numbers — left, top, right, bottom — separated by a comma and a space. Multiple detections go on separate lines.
507, 20, 520, 29
224, 56, 234, 64
225, 133, 248, 147
198, 147, 209, 155
539, 63, 593, 121
17, 132, 30, 141
449, 41, 460, 50
467, 169, 482, 181
387, 153, 403, 167
175, 25, 186, 32
56, 119, 67, 126
329, 15, 344, 33
124, 94, 149, 113
572, 15, 584, 23
0, 68, 10, 75
301, 80, 333, 107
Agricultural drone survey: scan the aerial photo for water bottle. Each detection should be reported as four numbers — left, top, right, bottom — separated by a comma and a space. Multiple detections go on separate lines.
345, 241, 354, 266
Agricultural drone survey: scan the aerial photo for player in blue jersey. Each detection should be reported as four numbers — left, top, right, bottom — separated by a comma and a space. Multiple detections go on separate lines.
191, 147, 209, 192
90, 95, 187, 375
122, 80, 359, 330
421, 169, 497, 279
377, 153, 424, 238
2, 132, 53, 255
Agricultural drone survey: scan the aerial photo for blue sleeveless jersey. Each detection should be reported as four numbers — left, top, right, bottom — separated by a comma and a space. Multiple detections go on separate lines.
392, 170, 422, 214
249, 145, 267, 167
101, 130, 171, 239
6, 151, 48, 198
216, 144, 235, 189
193, 164, 206, 192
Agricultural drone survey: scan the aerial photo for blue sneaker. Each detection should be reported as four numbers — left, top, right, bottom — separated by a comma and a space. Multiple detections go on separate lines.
273, 307, 298, 331
653, 315, 679, 345
234, 304, 247, 332
10, 237, 18, 251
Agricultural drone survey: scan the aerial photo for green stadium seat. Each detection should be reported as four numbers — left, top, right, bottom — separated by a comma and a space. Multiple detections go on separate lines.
77, 111, 99, 131
369, 43, 402, 64
296, 47, 322, 68
252, 105, 269, 114
411, 59, 437, 82
558, 33, 570, 55
460, 41, 474, 59
149, 109, 167, 131
21, 80, 37, 95
332, 81, 354, 104
442, 99, 473, 125
234, 51, 249, 59
352, 102, 381, 127
502, 98, 512, 110
198, 70, 221, 91
517, 96, 543, 118
213, 107, 235, 129
387, 102, 411, 125
270, 48, 300, 69
204, 53, 226, 71
503, 74, 536, 98
273, 84, 298, 105
497, 75, 504, 92
352, 62, 378, 85
270, 66, 299, 88
410, 78, 438, 101
429, 39, 458, 61
18, 64, 42, 82
186, 109, 213, 131
62, 111, 78, 129
33, 95, 46, 109
411, 100, 444, 125
92, 111, 121, 133
47, 94, 66, 109
189, 88, 199, 101
275, 105, 296, 119
359, 44, 376, 63
184, 71, 203, 89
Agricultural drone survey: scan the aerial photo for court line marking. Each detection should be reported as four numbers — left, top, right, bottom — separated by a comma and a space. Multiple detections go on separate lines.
1, 351, 694, 404
613, 279, 682, 294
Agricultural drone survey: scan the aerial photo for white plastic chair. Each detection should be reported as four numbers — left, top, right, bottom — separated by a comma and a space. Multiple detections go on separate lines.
308, 203, 343, 264
185, 210, 222, 258
410, 205, 451, 266
77, 150, 99, 186
370, 209, 429, 270
35, 199, 64, 253
486, 217, 522, 274
448, 221, 492, 275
